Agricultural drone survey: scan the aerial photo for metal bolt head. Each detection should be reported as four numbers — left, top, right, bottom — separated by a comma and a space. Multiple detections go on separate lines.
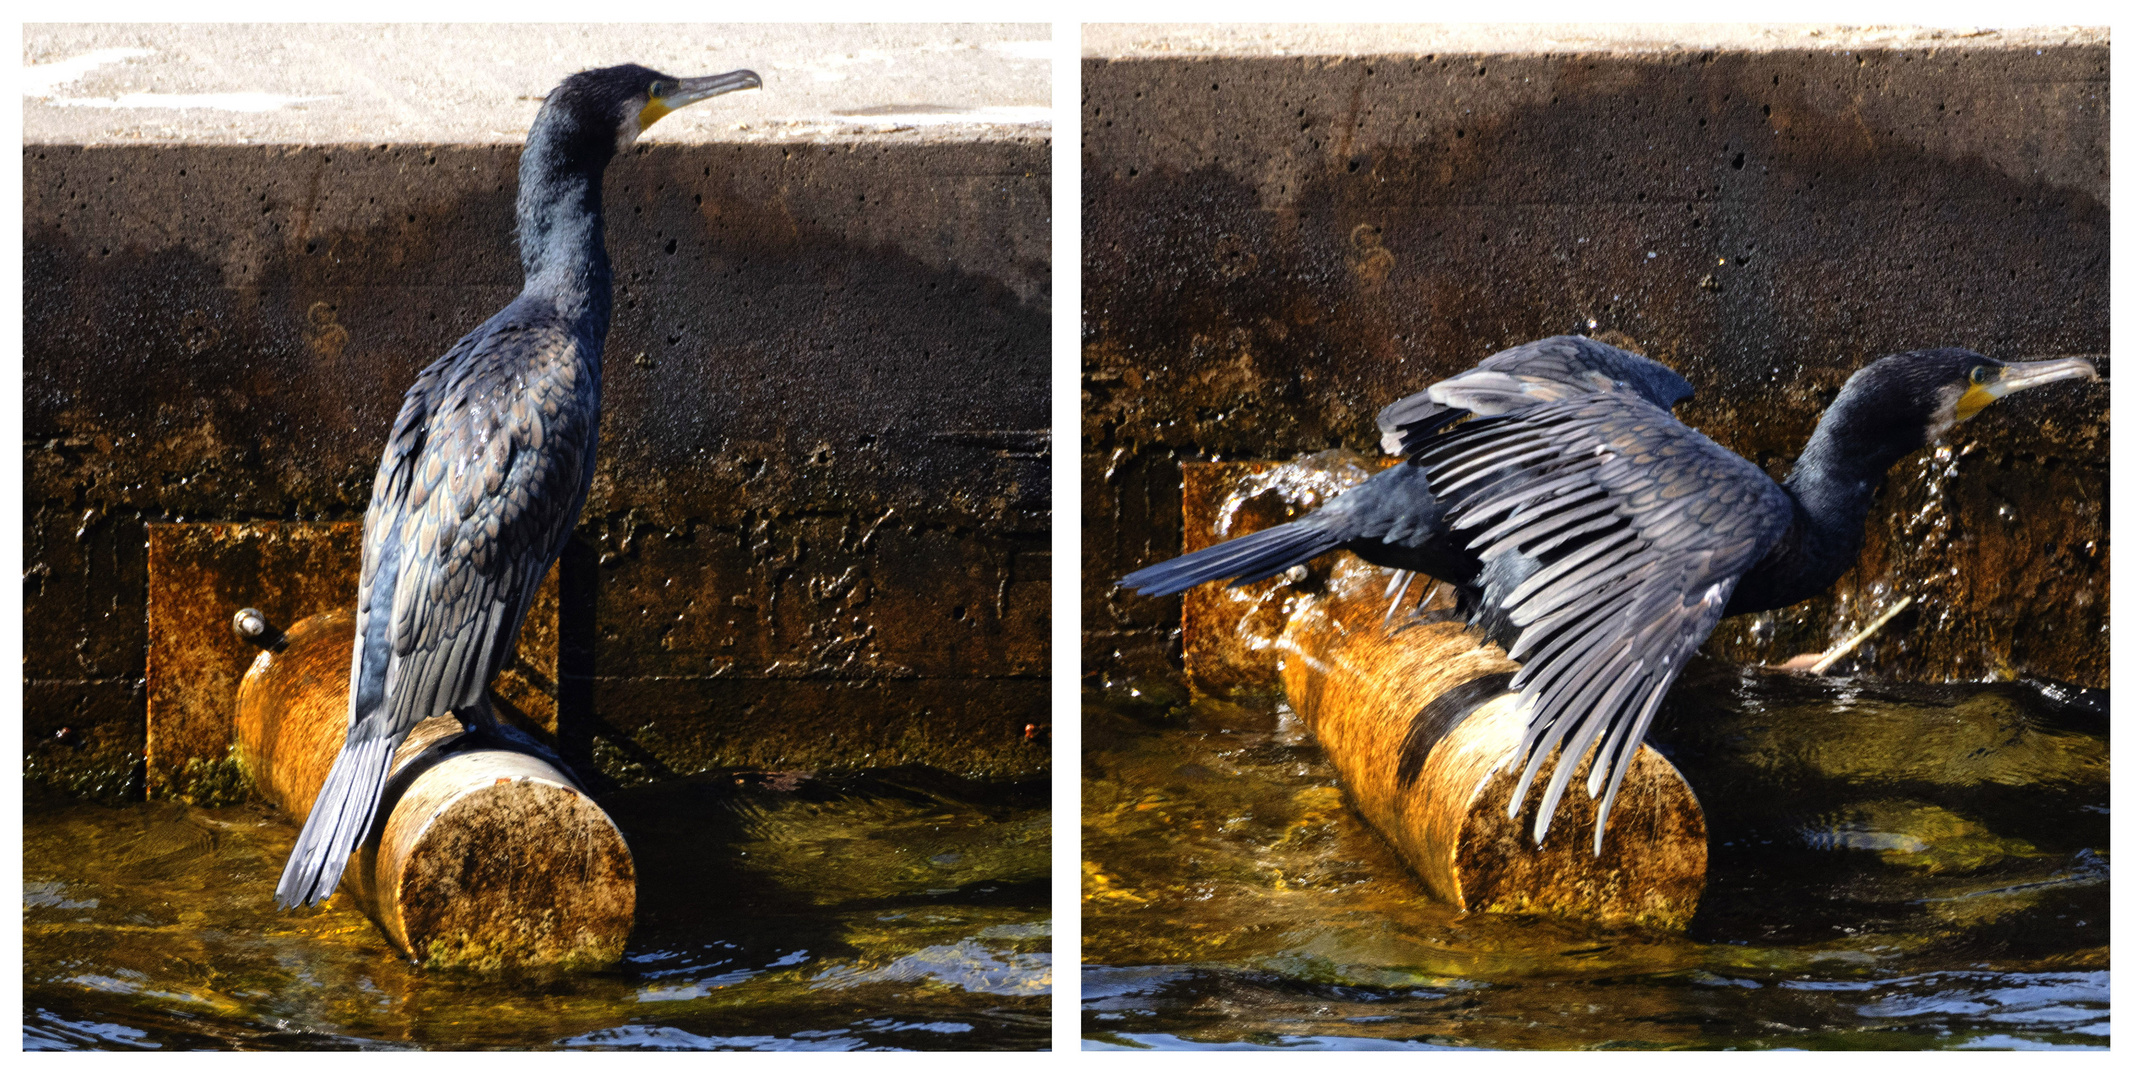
233, 607, 270, 644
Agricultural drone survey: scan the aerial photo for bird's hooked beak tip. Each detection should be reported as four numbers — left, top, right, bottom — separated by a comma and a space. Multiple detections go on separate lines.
1991, 356, 2099, 396
668, 69, 763, 107
1955, 356, 2096, 421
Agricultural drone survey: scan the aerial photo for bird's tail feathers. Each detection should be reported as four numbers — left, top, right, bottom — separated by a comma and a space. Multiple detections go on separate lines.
274, 732, 398, 909
1118, 520, 1341, 596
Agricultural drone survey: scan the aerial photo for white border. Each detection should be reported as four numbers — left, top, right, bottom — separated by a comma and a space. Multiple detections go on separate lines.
8, 0, 2128, 1066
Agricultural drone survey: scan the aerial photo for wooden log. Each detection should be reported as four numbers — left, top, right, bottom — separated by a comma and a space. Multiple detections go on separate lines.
234, 609, 635, 969
1276, 559, 1708, 929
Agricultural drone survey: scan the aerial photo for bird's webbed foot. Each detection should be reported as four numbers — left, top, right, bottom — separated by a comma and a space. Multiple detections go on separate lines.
454, 698, 579, 783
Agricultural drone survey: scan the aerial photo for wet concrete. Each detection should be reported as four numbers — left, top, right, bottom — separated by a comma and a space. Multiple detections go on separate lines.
27, 134, 1049, 794
1084, 41, 2107, 689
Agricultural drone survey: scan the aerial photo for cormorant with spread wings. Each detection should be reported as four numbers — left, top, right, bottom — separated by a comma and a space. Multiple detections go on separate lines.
1121, 335, 2096, 853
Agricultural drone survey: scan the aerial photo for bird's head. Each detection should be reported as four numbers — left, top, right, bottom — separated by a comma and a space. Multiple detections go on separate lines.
1833, 347, 2098, 451
539, 62, 763, 158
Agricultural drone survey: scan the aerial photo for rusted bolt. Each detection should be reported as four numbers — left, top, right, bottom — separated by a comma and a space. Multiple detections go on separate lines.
232, 608, 289, 652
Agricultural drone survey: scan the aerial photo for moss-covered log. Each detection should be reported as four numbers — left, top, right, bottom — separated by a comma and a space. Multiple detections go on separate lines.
1278, 572, 1708, 929
235, 609, 635, 969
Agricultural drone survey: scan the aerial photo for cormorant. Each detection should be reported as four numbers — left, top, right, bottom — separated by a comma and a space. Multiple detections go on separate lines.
1120, 335, 2096, 853
276, 63, 762, 909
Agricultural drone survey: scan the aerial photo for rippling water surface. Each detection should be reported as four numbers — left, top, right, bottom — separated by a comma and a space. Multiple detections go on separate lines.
1082, 664, 2107, 1050
25, 769, 1049, 1050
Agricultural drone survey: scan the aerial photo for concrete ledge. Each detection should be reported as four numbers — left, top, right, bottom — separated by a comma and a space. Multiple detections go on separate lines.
24, 25, 1052, 796
1084, 23, 2105, 58
1084, 30, 2107, 690
27, 23, 1050, 145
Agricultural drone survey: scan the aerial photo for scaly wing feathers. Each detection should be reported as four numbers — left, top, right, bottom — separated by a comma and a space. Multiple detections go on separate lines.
1377, 335, 1696, 456
1415, 395, 1790, 852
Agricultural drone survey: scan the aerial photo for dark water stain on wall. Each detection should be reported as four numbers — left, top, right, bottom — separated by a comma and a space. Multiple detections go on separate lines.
25, 138, 1051, 793
1084, 46, 2107, 689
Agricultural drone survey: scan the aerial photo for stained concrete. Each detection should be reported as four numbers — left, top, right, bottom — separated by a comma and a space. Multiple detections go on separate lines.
24, 25, 1050, 799
1085, 28, 2107, 692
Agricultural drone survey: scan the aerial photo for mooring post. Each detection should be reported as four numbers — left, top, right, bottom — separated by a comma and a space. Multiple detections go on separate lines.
234, 609, 635, 968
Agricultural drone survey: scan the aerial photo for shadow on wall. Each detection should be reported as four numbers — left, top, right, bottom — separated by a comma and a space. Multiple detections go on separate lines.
1082, 49, 2107, 688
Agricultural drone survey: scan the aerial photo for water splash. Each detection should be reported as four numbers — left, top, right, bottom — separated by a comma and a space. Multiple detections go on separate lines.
1211, 449, 1374, 537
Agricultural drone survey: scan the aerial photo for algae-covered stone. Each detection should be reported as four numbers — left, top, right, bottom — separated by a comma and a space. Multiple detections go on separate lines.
1798, 798, 2044, 874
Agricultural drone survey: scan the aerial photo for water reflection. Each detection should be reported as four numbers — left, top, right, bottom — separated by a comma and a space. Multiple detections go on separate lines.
1083, 664, 2107, 1049
25, 769, 1049, 1050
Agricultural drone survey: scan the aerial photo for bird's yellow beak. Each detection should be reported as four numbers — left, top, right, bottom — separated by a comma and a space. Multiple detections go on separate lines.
1955, 356, 2098, 421
639, 69, 763, 131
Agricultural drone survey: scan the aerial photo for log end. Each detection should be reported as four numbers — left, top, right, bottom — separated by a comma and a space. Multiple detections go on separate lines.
1277, 559, 1709, 930
235, 610, 636, 969
1446, 701, 1708, 930
378, 757, 637, 970
233, 609, 358, 820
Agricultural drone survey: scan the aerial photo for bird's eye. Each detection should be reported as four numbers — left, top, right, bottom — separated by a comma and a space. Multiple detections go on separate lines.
649, 80, 672, 100
1969, 364, 1992, 384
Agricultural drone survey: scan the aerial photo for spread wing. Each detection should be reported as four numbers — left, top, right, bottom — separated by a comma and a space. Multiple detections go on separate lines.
1377, 335, 1696, 456
1411, 393, 1791, 852
350, 316, 597, 747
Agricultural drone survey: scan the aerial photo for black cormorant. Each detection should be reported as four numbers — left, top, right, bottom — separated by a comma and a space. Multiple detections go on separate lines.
276, 62, 762, 909
1120, 336, 2096, 853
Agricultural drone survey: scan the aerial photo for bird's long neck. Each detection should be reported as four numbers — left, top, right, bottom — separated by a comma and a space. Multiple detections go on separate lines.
1747, 390, 1927, 609
515, 115, 614, 329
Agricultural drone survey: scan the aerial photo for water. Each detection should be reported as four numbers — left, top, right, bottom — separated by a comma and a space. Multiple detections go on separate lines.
1082, 664, 2108, 1050
24, 768, 1050, 1050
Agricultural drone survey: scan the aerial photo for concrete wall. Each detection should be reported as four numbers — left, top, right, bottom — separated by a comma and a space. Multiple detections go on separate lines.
1084, 32, 2108, 691
27, 131, 1049, 798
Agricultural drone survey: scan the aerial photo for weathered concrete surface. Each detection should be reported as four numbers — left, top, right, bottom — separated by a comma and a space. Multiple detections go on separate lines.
25, 23, 1049, 145
1085, 32, 2108, 691
1175, 455, 1379, 695
25, 26, 1050, 799
1083, 23, 2105, 57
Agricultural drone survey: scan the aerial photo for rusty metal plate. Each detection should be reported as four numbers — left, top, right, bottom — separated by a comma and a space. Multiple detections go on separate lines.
144, 521, 556, 800
1178, 454, 1393, 694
